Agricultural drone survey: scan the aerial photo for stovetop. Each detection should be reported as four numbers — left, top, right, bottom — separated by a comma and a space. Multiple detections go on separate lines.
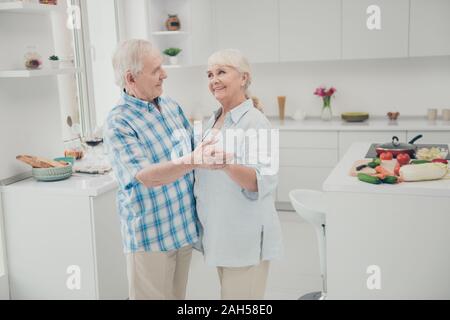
365, 143, 450, 159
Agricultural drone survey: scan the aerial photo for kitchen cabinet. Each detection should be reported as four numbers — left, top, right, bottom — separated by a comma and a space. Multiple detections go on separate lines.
277, 131, 338, 207
324, 142, 450, 299
1, 176, 127, 300
338, 131, 407, 159
213, 0, 278, 63
277, 166, 334, 203
342, 0, 409, 59
190, 0, 214, 65
279, 0, 341, 62
407, 131, 450, 145
409, 0, 450, 57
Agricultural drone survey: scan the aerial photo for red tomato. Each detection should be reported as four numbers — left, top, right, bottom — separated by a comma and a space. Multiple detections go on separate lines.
432, 158, 448, 164
394, 163, 401, 176
396, 153, 411, 165
380, 152, 393, 160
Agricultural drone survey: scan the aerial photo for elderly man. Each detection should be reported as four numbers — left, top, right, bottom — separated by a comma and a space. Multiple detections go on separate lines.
105, 39, 222, 300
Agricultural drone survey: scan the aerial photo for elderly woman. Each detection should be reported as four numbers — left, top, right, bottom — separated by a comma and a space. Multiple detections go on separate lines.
194, 49, 283, 300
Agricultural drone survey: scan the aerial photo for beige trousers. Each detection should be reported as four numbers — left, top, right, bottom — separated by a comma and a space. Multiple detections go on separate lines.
217, 260, 270, 300
126, 245, 193, 300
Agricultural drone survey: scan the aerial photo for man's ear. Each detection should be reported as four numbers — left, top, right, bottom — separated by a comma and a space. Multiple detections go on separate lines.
125, 71, 135, 86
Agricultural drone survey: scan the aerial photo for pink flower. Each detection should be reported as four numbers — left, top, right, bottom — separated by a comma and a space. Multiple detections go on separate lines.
314, 86, 336, 97
314, 86, 327, 97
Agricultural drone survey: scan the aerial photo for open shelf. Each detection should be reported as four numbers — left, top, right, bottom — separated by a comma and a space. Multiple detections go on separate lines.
152, 31, 188, 36
0, 67, 81, 78
162, 65, 183, 69
0, 1, 63, 14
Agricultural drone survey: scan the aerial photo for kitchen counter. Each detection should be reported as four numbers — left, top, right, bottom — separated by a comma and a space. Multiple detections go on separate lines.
268, 116, 450, 131
0, 172, 118, 197
323, 142, 450, 299
323, 142, 450, 197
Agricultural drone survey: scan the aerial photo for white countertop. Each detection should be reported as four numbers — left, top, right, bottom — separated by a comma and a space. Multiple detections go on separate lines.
268, 116, 450, 131
0, 172, 118, 197
323, 142, 450, 197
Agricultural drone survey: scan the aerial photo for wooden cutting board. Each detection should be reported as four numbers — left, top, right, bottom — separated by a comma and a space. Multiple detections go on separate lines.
16, 155, 66, 168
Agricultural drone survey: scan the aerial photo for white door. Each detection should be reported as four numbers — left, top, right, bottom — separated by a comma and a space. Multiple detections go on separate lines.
409, 0, 450, 57
85, 0, 120, 128
342, 0, 409, 59
213, 0, 279, 63
279, 0, 341, 62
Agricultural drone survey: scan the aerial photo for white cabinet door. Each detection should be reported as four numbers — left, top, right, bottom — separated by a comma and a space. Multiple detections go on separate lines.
407, 131, 450, 145
277, 166, 334, 202
190, 0, 214, 65
213, 0, 279, 63
342, 0, 409, 59
91, 190, 128, 300
338, 131, 407, 159
280, 148, 338, 167
3, 192, 97, 299
279, 0, 341, 61
280, 131, 338, 149
409, 0, 450, 57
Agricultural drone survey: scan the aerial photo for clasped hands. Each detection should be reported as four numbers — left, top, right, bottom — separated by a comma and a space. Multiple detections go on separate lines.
190, 138, 234, 170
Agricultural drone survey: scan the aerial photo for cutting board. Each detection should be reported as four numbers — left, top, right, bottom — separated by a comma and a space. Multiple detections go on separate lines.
348, 159, 397, 177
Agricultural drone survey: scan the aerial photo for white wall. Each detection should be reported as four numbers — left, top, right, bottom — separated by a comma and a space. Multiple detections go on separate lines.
163, 56, 450, 120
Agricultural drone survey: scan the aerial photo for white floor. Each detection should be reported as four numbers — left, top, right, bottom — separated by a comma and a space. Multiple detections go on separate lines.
186, 211, 323, 300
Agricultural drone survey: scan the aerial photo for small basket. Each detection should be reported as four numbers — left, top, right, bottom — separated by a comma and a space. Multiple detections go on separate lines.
32, 164, 73, 182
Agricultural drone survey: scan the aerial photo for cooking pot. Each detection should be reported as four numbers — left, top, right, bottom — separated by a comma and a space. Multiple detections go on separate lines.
376, 134, 423, 157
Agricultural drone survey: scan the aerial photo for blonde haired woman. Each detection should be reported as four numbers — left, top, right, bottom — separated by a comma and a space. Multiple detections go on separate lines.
194, 49, 283, 300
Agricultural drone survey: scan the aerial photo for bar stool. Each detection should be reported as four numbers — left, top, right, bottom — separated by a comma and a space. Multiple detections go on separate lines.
289, 189, 327, 300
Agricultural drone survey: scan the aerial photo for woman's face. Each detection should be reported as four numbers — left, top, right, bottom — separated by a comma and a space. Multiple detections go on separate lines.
207, 65, 246, 104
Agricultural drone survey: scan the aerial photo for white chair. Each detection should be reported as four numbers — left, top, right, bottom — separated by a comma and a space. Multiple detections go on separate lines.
289, 189, 327, 300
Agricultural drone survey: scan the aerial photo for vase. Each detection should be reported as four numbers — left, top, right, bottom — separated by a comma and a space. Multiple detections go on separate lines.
321, 106, 332, 121
165, 14, 180, 31
169, 56, 178, 65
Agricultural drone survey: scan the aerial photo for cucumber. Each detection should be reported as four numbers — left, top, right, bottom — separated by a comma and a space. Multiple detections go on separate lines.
367, 158, 381, 168
358, 173, 382, 184
410, 159, 430, 165
382, 176, 398, 184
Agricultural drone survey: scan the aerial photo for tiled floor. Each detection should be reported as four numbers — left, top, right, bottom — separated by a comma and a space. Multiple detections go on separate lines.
186, 211, 323, 300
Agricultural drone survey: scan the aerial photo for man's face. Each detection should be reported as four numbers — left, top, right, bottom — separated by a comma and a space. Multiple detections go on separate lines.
131, 52, 167, 102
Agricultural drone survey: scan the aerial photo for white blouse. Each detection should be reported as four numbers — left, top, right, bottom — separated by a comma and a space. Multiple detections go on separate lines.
194, 99, 283, 267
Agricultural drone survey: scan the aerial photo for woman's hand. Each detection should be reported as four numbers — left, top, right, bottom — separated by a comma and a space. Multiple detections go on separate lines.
189, 139, 234, 170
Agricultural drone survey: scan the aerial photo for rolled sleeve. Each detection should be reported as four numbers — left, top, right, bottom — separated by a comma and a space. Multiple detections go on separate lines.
240, 123, 278, 201
241, 167, 278, 201
104, 117, 153, 192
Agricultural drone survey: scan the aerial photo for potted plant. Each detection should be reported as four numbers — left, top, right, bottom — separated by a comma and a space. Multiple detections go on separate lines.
48, 55, 60, 69
163, 48, 182, 65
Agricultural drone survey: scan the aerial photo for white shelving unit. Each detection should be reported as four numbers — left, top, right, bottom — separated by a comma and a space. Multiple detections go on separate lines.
0, 1, 64, 14
148, 0, 191, 67
0, 67, 81, 78
162, 64, 182, 69
152, 31, 188, 36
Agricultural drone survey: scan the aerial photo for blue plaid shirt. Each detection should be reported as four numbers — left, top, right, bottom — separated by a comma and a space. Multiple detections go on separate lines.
104, 91, 199, 253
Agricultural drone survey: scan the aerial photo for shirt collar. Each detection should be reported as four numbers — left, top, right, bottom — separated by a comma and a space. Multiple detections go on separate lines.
213, 98, 253, 125
122, 90, 161, 112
